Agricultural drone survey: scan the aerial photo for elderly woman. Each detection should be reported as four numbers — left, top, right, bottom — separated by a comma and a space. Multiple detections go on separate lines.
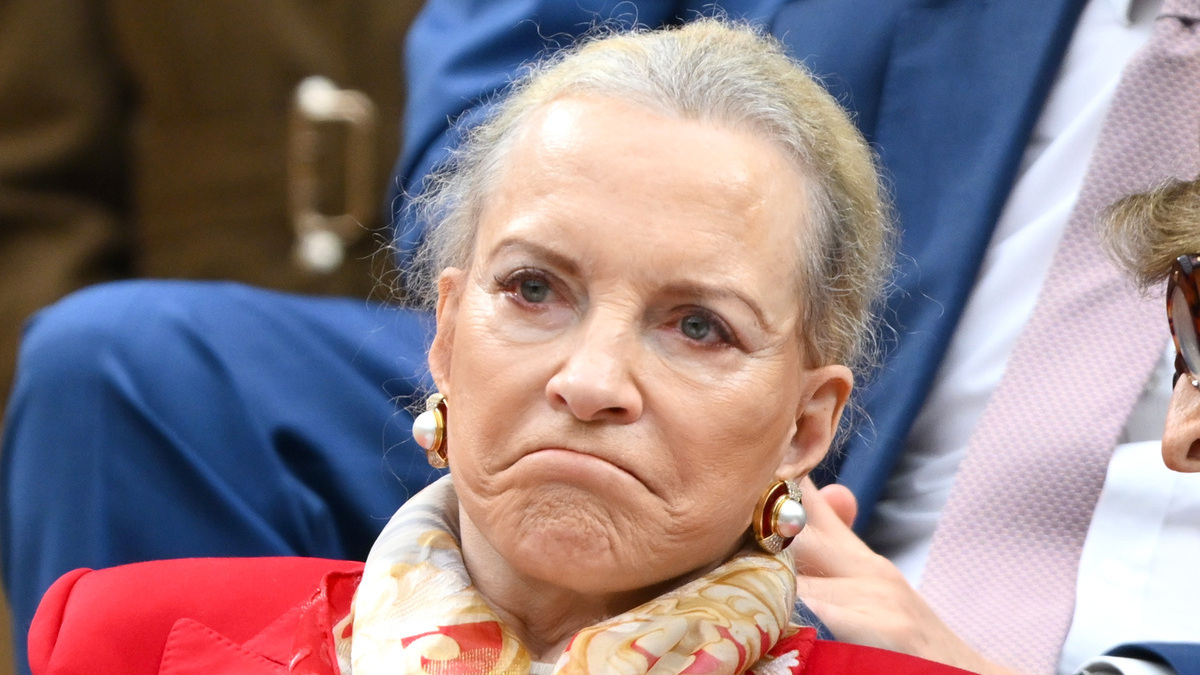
27, 20, 971, 675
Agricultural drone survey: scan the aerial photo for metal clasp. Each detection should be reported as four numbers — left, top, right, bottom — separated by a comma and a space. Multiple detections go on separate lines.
288, 76, 377, 273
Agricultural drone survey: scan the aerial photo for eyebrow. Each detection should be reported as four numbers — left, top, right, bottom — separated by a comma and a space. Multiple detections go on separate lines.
487, 236, 773, 332
487, 237, 580, 277
659, 281, 771, 333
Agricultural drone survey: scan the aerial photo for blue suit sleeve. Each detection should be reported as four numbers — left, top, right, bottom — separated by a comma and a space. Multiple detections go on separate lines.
390, 0, 679, 273
1107, 643, 1200, 675
388, 0, 783, 275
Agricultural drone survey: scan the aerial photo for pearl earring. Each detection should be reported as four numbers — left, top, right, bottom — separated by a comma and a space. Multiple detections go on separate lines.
753, 480, 806, 554
412, 393, 448, 469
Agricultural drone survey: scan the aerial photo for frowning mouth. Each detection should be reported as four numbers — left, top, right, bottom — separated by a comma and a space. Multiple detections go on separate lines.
521, 447, 647, 491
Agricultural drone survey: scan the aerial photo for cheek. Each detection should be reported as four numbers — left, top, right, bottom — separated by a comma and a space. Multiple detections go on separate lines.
443, 300, 551, 476
449, 289, 556, 386
657, 367, 800, 516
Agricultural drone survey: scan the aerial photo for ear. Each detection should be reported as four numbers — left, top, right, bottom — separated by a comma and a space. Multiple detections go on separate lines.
428, 267, 467, 396
775, 364, 853, 481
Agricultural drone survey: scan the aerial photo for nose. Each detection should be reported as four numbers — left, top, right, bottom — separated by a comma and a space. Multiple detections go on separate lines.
1162, 377, 1200, 472
545, 315, 643, 424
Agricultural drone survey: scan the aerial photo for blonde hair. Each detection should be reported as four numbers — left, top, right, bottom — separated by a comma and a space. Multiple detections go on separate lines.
1104, 177, 1200, 288
407, 18, 893, 373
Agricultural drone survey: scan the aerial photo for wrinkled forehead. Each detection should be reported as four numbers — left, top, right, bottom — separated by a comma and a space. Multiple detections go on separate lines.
485, 94, 812, 233
474, 94, 814, 325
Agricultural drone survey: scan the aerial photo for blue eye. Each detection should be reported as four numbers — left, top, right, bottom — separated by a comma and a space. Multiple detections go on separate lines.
495, 269, 557, 305
680, 314, 712, 341
519, 277, 550, 303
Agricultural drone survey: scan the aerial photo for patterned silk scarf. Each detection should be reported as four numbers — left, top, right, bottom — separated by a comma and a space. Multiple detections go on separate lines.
334, 476, 805, 675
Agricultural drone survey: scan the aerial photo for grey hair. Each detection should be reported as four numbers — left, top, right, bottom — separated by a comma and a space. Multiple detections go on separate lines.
407, 18, 894, 375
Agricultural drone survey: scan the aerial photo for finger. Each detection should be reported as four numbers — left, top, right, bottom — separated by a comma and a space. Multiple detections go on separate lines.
797, 574, 898, 617
796, 576, 890, 649
788, 480, 875, 576
797, 477, 861, 545
796, 477, 846, 529
799, 573, 992, 673
817, 483, 857, 528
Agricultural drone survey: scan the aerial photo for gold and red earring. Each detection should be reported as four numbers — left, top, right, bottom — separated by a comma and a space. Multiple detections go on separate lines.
752, 480, 806, 554
412, 393, 448, 469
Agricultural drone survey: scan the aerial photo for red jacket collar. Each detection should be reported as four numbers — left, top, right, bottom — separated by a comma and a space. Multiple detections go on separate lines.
157, 570, 360, 675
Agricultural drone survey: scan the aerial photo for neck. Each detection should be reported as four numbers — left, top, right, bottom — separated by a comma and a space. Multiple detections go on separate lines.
458, 509, 681, 662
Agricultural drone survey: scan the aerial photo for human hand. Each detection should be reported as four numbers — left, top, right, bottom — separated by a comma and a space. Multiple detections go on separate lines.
790, 479, 1022, 675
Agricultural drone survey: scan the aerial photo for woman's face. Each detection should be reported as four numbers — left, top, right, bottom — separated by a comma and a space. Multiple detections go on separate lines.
429, 95, 852, 599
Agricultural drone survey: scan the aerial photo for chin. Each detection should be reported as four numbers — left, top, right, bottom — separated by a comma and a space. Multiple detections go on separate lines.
494, 489, 666, 594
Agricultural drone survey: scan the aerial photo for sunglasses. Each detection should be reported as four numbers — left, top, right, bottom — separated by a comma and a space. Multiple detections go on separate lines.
1168, 254, 1200, 389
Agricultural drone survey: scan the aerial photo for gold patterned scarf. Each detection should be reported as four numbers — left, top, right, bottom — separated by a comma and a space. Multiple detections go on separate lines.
333, 476, 808, 674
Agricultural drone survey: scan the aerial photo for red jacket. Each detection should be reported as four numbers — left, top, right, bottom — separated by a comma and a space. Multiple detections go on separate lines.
29, 557, 974, 674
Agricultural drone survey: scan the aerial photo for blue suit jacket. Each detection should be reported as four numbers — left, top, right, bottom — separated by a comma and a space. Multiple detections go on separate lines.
391, 1, 1198, 671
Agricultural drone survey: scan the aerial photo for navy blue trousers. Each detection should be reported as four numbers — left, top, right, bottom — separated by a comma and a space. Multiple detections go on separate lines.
1, 281, 443, 675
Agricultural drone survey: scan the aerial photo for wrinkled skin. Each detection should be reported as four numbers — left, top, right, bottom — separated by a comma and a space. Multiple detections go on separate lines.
1163, 375, 1200, 471
428, 94, 852, 659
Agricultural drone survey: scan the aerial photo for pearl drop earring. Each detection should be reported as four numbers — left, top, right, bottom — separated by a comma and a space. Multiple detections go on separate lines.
413, 393, 448, 469
752, 480, 806, 554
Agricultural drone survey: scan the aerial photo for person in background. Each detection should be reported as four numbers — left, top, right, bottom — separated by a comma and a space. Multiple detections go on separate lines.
4, 1, 1199, 675
1105, 177, 1200, 474
1074, 176, 1200, 675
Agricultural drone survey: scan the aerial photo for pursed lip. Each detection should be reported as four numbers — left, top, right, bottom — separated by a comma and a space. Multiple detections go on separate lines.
521, 443, 650, 493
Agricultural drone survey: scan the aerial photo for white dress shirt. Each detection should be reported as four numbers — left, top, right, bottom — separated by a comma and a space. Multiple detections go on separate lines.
861, 1, 1200, 672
